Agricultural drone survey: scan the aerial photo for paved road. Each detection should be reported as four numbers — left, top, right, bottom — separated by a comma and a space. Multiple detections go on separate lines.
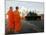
20, 20, 44, 33
5, 20, 44, 34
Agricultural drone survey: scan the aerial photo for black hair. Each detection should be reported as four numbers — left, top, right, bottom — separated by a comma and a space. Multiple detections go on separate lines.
16, 6, 19, 9
10, 7, 12, 9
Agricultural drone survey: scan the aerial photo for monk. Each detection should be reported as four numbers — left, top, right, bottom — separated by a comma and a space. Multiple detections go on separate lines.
6, 7, 15, 33
14, 6, 22, 32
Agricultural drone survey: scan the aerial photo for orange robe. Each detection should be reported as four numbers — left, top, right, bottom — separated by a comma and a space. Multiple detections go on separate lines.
7, 10, 15, 32
14, 10, 21, 32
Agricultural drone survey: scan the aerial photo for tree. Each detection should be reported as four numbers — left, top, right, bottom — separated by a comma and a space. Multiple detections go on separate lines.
25, 11, 39, 20
27, 11, 37, 16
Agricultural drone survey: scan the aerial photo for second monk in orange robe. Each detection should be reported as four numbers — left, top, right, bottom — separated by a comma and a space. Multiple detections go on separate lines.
14, 6, 22, 32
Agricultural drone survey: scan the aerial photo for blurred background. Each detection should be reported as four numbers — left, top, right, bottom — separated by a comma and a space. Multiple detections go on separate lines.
5, 0, 44, 34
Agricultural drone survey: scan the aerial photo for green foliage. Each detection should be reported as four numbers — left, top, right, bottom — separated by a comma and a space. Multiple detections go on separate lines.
27, 11, 37, 16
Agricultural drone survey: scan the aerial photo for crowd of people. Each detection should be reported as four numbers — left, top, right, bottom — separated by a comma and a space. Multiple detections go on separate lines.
6, 6, 23, 33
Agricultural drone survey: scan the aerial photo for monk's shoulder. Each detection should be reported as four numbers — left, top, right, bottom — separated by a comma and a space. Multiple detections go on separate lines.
7, 10, 10, 15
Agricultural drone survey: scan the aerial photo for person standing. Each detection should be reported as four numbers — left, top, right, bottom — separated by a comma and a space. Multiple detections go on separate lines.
14, 6, 22, 33
6, 7, 15, 33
